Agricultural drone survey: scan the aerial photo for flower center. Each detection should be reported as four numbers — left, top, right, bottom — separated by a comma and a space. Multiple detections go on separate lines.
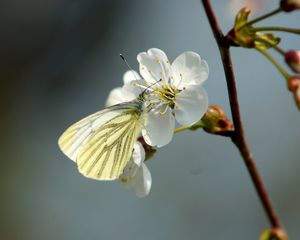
154, 84, 179, 109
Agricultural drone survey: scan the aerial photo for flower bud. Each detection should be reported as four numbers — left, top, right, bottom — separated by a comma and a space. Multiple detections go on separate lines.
200, 104, 234, 135
285, 50, 300, 73
280, 0, 300, 12
287, 77, 300, 109
287, 76, 300, 91
260, 227, 288, 240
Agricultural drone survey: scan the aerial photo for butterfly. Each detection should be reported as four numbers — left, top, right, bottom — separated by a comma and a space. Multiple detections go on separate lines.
58, 96, 147, 181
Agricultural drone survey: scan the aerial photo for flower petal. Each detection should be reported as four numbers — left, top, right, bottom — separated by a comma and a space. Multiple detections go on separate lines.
171, 51, 209, 89
122, 70, 145, 97
142, 106, 175, 147
174, 85, 208, 126
132, 141, 145, 167
123, 70, 141, 84
121, 79, 146, 98
134, 163, 152, 198
105, 87, 136, 107
119, 160, 139, 189
137, 48, 170, 84
106, 71, 142, 107
148, 48, 170, 80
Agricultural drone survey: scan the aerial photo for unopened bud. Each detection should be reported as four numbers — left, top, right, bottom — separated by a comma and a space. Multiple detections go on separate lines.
280, 0, 300, 12
285, 50, 300, 73
200, 104, 234, 135
287, 77, 300, 109
287, 76, 300, 91
260, 228, 288, 240
293, 86, 300, 110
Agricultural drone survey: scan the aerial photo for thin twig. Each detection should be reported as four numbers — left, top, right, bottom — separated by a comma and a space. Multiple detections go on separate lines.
201, 0, 281, 229
256, 48, 290, 79
253, 26, 300, 35
272, 45, 286, 56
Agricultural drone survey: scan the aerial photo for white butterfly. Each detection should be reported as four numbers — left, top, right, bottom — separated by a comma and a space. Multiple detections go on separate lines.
58, 97, 146, 180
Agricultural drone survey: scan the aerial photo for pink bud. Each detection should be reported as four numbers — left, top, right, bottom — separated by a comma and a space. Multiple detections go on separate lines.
201, 104, 234, 135
293, 87, 300, 109
287, 76, 300, 91
287, 77, 300, 109
285, 50, 300, 73
280, 0, 300, 12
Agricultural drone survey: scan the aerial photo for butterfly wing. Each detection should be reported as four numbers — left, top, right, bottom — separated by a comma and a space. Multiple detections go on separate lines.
58, 101, 144, 180
58, 107, 126, 162
77, 108, 143, 180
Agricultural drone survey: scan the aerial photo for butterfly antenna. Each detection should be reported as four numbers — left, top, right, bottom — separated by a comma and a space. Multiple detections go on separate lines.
139, 78, 163, 100
120, 54, 139, 81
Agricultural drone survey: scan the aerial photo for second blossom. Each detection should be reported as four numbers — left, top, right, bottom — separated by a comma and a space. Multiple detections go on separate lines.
137, 48, 209, 147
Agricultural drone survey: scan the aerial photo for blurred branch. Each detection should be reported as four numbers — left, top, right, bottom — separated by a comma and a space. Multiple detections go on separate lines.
201, 0, 282, 229
253, 26, 300, 35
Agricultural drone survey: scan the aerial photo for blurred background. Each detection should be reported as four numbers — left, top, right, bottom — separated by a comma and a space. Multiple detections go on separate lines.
1, 0, 299, 239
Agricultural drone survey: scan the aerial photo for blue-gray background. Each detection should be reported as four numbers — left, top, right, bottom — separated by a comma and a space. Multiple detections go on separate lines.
1, 0, 299, 239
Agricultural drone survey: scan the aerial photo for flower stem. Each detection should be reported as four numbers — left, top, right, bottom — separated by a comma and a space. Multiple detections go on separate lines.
241, 8, 282, 29
202, 0, 282, 230
256, 48, 291, 79
273, 45, 285, 56
174, 125, 192, 133
175, 121, 205, 133
253, 26, 300, 35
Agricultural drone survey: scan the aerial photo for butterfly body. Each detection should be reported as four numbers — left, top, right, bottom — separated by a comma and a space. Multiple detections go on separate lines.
58, 98, 146, 180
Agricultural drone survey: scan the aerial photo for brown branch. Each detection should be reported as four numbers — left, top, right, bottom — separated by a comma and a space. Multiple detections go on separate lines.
201, 0, 281, 229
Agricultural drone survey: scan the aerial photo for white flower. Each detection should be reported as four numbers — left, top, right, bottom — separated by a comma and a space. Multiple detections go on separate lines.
137, 48, 209, 147
119, 141, 152, 198
107, 48, 209, 148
